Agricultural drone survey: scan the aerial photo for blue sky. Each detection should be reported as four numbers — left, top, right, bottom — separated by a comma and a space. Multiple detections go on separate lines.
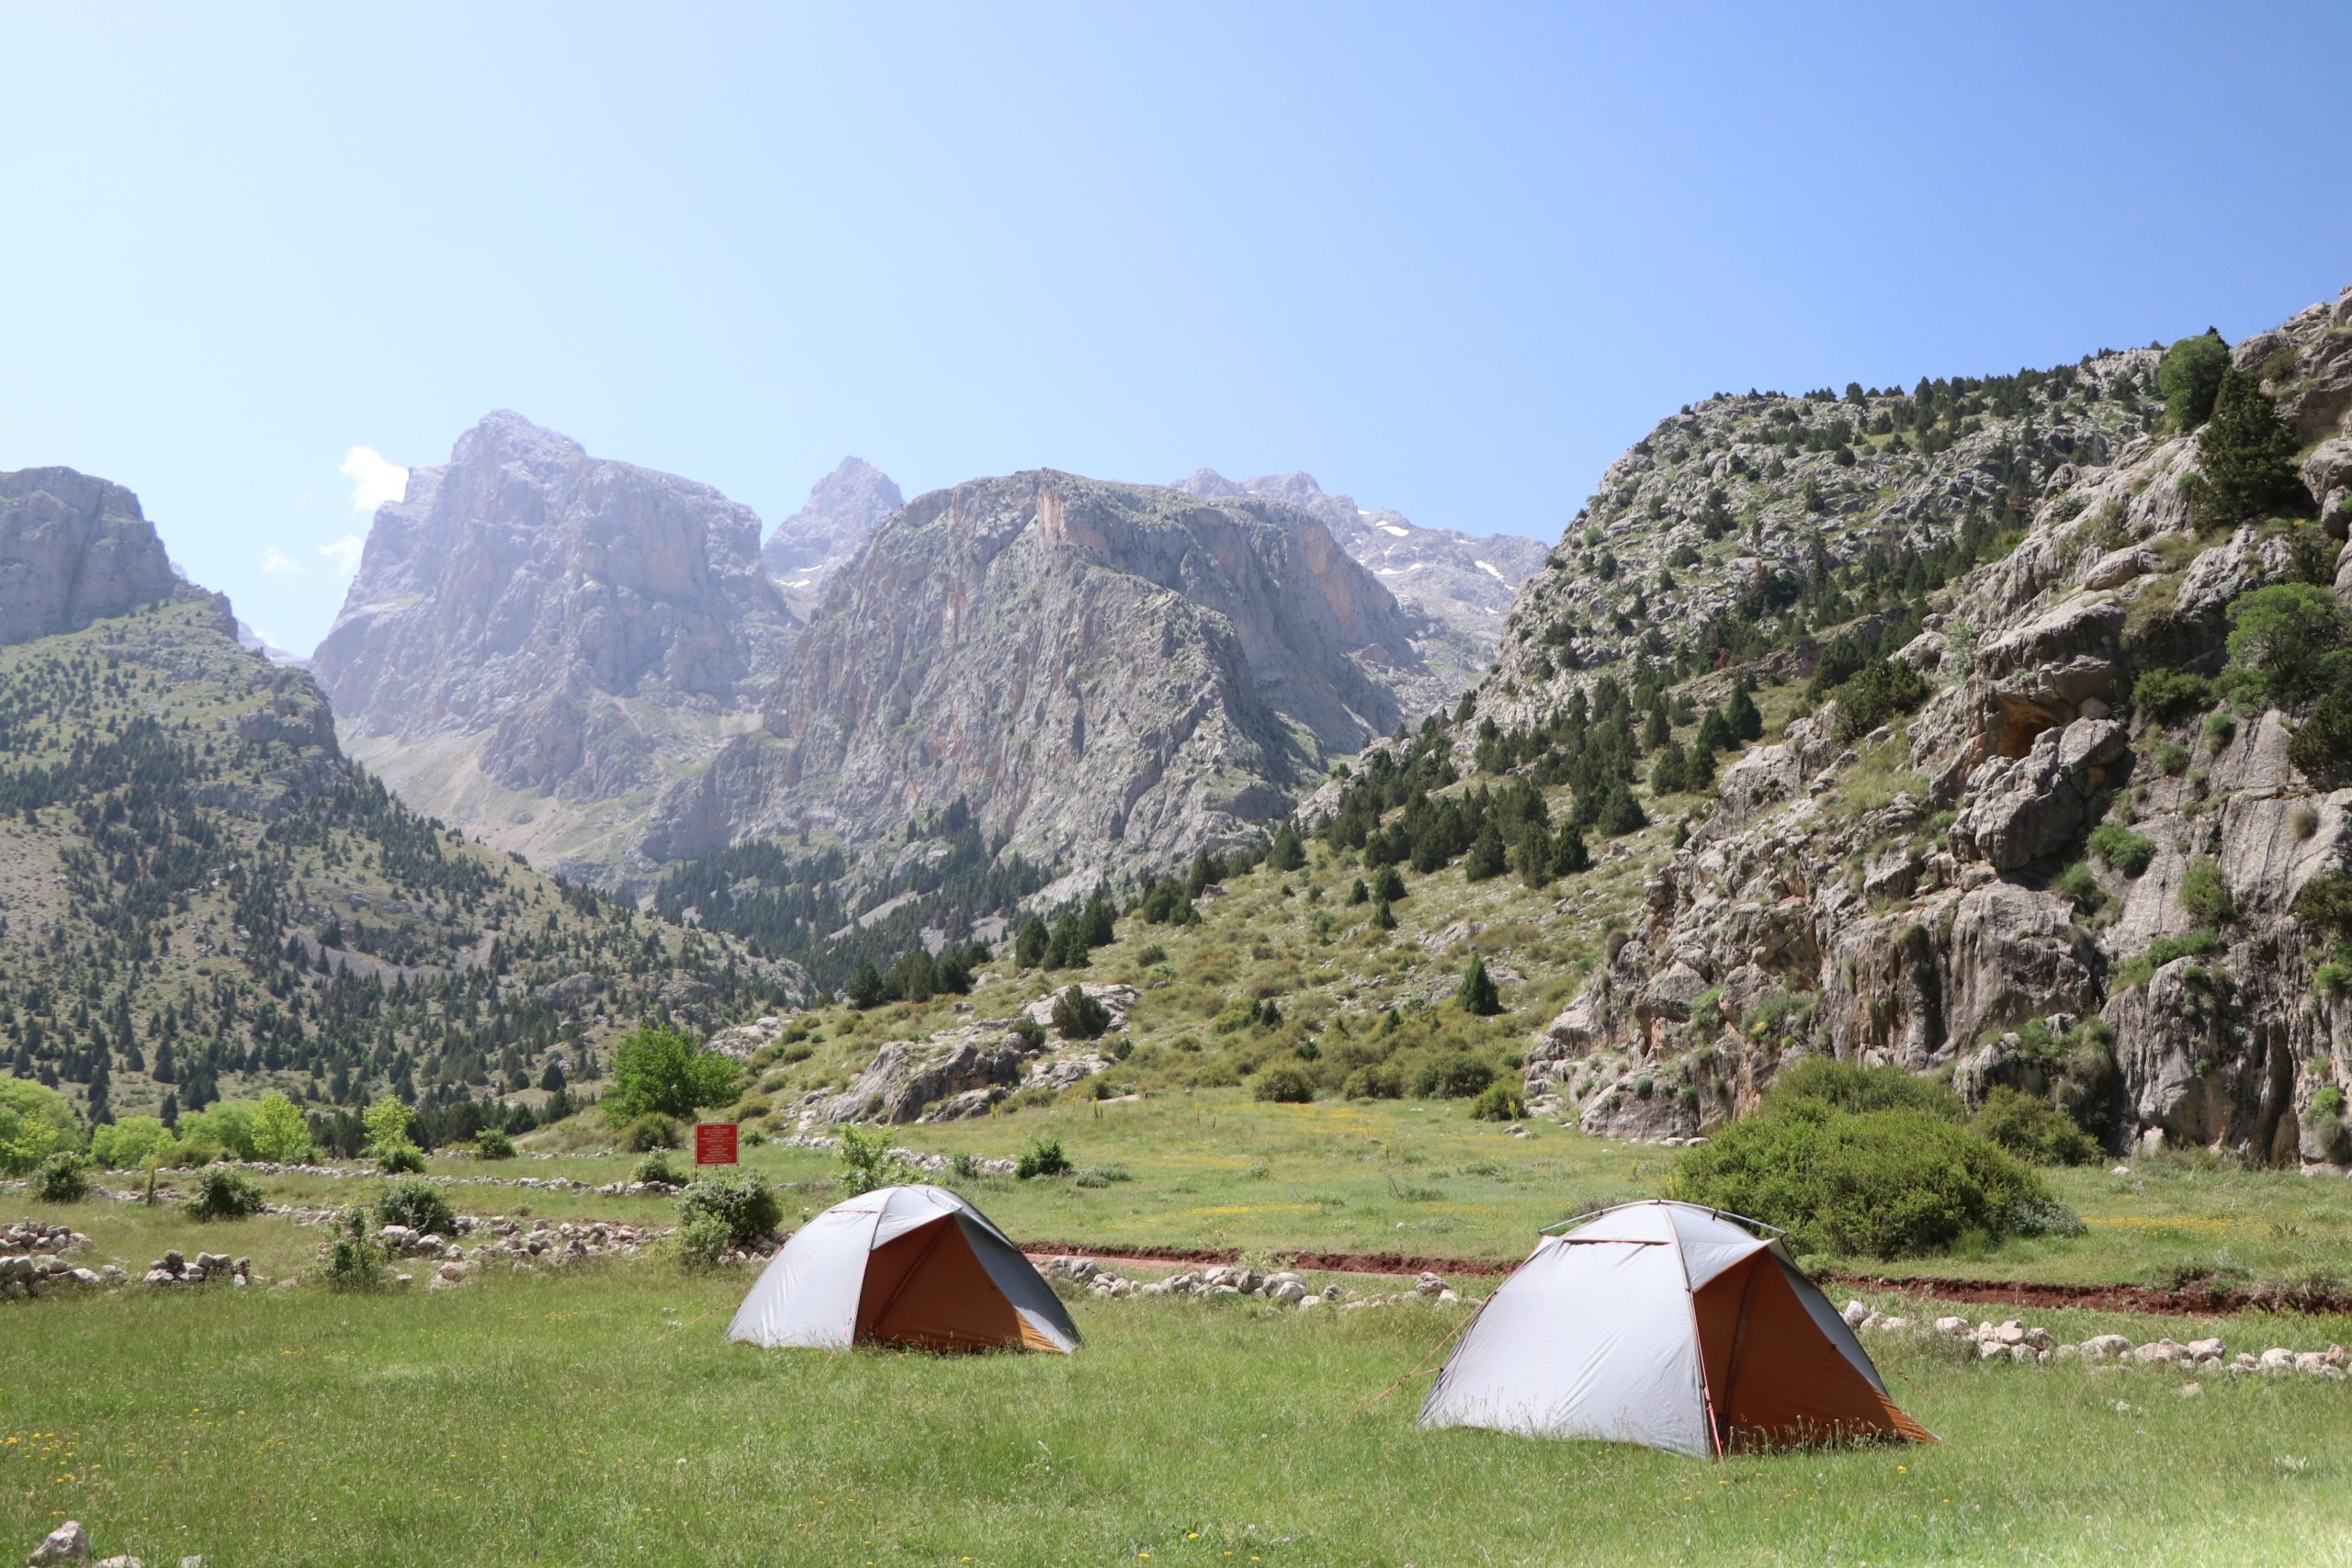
4, 4, 2346, 654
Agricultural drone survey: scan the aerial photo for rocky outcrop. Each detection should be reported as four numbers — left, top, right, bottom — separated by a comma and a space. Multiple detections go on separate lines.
1172, 468, 1546, 692
645, 470, 1441, 893
310, 411, 797, 881
0, 468, 196, 645
763, 457, 903, 616
1517, 283, 2352, 1165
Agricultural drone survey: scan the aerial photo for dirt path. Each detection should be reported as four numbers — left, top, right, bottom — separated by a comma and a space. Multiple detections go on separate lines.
1022, 1240, 2352, 1318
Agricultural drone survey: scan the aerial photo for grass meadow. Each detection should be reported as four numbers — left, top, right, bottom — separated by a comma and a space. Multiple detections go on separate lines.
6, 1251, 2352, 1568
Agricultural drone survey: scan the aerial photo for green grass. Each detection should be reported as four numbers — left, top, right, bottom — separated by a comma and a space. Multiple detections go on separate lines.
5, 1259, 2348, 1567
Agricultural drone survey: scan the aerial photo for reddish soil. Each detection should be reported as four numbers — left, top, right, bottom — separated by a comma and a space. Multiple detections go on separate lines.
1022, 1241, 2352, 1318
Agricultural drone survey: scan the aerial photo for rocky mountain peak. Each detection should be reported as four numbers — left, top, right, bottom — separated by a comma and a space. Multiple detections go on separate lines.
308, 412, 797, 880
644, 468, 1445, 892
0, 466, 200, 645
763, 455, 904, 615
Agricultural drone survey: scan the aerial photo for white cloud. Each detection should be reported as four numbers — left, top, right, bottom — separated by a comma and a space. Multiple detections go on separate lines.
320, 533, 366, 577
339, 445, 407, 512
260, 547, 300, 575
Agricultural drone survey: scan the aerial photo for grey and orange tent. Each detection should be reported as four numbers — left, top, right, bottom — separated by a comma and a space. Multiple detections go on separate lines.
1419, 1201, 1932, 1457
726, 1184, 1080, 1354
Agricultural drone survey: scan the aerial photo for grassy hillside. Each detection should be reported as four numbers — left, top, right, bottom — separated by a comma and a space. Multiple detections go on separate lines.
0, 600, 799, 1141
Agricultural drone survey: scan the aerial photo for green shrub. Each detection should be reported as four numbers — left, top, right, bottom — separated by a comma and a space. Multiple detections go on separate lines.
2132, 668, 2216, 726
319, 1205, 387, 1292
1342, 1065, 1404, 1100
377, 1177, 458, 1237
1973, 1087, 2099, 1166
2052, 861, 2106, 913
1455, 953, 1503, 1016
1413, 1055, 1496, 1100
2086, 821, 2155, 875
1669, 1101, 2062, 1258
1252, 1066, 1317, 1104
624, 1113, 682, 1153
1469, 1084, 1527, 1122
31, 1152, 89, 1203
2114, 927, 2226, 987
2156, 332, 2228, 430
1052, 986, 1112, 1040
2153, 739, 2189, 775
1831, 658, 1930, 742
2225, 583, 2346, 707
677, 1172, 781, 1250
837, 1126, 919, 1195
1015, 1137, 1072, 1180
2178, 856, 2235, 924
1009, 1017, 1046, 1050
1765, 1055, 1965, 1121
376, 1141, 426, 1175
473, 1128, 516, 1161
2289, 694, 2352, 786
0, 1077, 81, 1177
634, 1152, 685, 1187
673, 1213, 736, 1271
1135, 944, 1169, 967
183, 1168, 265, 1222
89, 1115, 175, 1171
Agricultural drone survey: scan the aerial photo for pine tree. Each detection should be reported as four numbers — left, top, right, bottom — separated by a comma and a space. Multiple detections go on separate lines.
1650, 741, 1689, 795
2192, 367, 2311, 530
1641, 705, 1670, 750
1513, 822, 1554, 889
845, 964, 886, 1010
1553, 821, 1590, 874
1728, 678, 1763, 742
1456, 953, 1501, 1016
1373, 865, 1408, 904
1046, 912, 1090, 969
1080, 890, 1116, 948
1373, 898, 1396, 931
1267, 821, 1306, 872
1696, 706, 1736, 755
1013, 915, 1049, 969
1346, 877, 1368, 906
1463, 823, 1508, 882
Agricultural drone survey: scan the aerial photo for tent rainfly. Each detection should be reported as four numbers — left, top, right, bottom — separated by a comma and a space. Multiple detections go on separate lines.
1419, 1201, 1933, 1457
726, 1184, 1080, 1354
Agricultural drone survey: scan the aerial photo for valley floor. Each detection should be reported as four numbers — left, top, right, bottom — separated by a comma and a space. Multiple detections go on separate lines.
8, 1098, 2352, 1566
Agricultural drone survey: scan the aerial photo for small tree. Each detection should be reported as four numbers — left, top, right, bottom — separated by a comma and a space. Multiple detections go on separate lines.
838, 1126, 920, 1195
0, 1077, 81, 1177
2226, 583, 2346, 706
1457, 953, 1502, 1016
602, 1024, 741, 1126
1267, 821, 1306, 872
1514, 822, 1554, 889
250, 1091, 316, 1164
1463, 823, 1508, 882
378, 1177, 458, 1236
1013, 915, 1049, 969
845, 964, 887, 1010
1728, 679, 1763, 742
2156, 332, 2229, 430
361, 1096, 420, 1168
2192, 367, 2312, 530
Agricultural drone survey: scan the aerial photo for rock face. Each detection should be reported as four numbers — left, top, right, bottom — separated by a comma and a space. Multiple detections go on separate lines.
1516, 283, 2352, 1162
762, 457, 903, 616
645, 470, 1441, 893
0, 468, 193, 644
1173, 468, 1546, 692
310, 411, 797, 882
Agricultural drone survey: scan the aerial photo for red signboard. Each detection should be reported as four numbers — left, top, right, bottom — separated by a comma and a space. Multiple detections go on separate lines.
694, 1122, 739, 1166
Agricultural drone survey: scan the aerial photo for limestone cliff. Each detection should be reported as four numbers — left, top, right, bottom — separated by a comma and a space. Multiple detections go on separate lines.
762, 457, 903, 616
0, 467, 201, 644
644, 470, 1442, 894
310, 411, 797, 881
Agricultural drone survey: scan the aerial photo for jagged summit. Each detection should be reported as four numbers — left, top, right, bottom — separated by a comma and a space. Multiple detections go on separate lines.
644, 468, 1444, 893
309, 410, 797, 881
763, 456, 903, 615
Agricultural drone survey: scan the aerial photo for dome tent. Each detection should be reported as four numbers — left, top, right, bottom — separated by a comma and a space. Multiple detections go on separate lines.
1419, 1201, 1932, 1457
727, 1184, 1080, 1354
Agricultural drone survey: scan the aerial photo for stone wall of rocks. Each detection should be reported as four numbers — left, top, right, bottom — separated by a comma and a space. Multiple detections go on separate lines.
1844, 1299, 2350, 1383
1036, 1256, 1464, 1314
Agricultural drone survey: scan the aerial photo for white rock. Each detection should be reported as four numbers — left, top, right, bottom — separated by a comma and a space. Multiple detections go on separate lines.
29, 1521, 93, 1566
1841, 1299, 1871, 1328
1935, 1315, 1973, 1338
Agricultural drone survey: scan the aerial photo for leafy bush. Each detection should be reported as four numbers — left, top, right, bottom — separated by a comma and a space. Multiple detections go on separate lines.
677, 1172, 781, 1250
1669, 1101, 2061, 1258
2086, 821, 2155, 875
836, 1126, 919, 1195
624, 1113, 682, 1153
1973, 1087, 2099, 1166
1252, 1066, 1317, 1104
1766, 1055, 1964, 1121
183, 1168, 265, 1222
1342, 1065, 1404, 1100
634, 1152, 685, 1187
603, 1024, 741, 1125
1136, 944, 1169, 967
2131, 668, 2216, 726
1008, 1017, 1046, 1050
1469, 1084, 1527, 1122
1831, 658, 1930, 743
2153, 739, 2189, 775
2225, 583, 2346, 707
177, 1100, 261, 1162
31, 1152, 89, 1203
377, 1177, 458, 1237
2289, 693, 2352, 786
2177, 857, 2235, 924
2156, 332, 2229, 430
673, 1213, 736, 1271
1413, 1055, 1497, 1100
247, 1091, 315, 1164
473, 1128, 516, 1161
376, 1142, 426, 1175
90, 1115, 175, 1171
2114, 927, 2226, 988
1051, 986, 1111, 1040
0, 1077, 81, 1177
1015, 1137, 1072, 1180
320, 1205, 387, 1291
